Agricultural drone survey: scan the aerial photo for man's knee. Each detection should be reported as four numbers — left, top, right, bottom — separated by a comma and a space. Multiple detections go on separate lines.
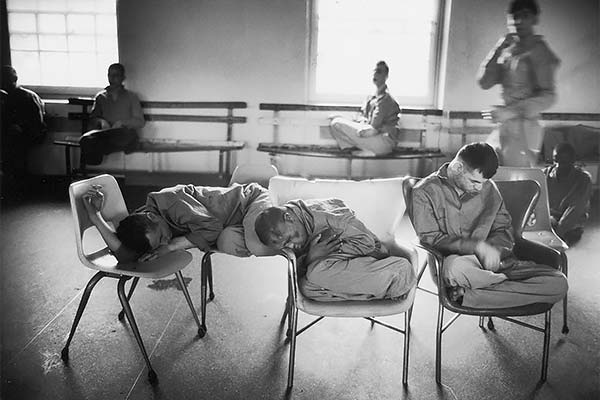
541, 272, 569, 298
217, 225, 250, 257
387, 256, 416, 297
443, 255, 479, 287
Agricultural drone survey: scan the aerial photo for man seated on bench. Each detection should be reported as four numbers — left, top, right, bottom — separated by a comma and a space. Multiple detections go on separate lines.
254, 199, 416, 301
79, 63, 145, 166
412, 142, 568, 308
82, 182, 268, 262
329, 60, 400, 157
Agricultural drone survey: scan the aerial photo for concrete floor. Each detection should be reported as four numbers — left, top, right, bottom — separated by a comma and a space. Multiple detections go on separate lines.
1, 180, 599, 400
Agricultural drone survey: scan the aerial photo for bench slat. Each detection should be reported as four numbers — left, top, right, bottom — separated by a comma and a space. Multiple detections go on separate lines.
54, 138, 245, 152
144, 114, 247, 123
141, 101, 247, 109
257, 142, 444, 160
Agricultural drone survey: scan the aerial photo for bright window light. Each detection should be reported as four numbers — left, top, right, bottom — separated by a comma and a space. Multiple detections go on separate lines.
311, 0, 441, 105
7, 0, 118, 88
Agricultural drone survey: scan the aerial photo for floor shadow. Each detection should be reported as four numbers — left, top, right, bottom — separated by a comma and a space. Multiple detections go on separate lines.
147, 276, 192, 291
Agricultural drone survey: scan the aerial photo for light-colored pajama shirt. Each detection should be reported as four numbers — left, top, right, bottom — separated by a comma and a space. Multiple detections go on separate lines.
479, 35, 560, 167
286, 198, 416, 302
412, 164, 568, 308
141, 183, 267, 256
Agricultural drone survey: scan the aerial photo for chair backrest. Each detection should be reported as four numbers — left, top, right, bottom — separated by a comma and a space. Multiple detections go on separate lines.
494, 180, 540, 238
402, 176, 421, 225
492, 166, 551, 232
268, 176, 406, 245
69, 174, 129, 261
229, 164, 279, 187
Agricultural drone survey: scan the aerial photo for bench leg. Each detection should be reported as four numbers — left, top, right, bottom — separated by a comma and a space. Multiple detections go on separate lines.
64, 146, 72, 181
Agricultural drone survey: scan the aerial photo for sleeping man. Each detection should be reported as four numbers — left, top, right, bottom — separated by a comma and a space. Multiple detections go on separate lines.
82, 182, 267, 262
254, 198, 416, 301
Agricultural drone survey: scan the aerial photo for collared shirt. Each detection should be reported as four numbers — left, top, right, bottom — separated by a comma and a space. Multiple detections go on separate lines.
480, 35, 560, 119
90, 85, 145, 129
3, 86, 46, 140
544, 164, 592, 229
362, 84, 400, 135
412, 163, 514, 256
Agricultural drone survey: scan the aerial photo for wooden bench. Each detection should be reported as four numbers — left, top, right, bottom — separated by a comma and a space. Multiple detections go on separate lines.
448, 110, 600, 189
53, 97, 247, 181
258, 103, 445, 178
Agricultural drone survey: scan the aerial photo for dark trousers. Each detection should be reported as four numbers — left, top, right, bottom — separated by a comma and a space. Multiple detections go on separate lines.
79, 128, 139, 166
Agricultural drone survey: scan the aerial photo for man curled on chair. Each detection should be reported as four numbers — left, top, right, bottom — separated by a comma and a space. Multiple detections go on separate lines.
83, 183, 267, 262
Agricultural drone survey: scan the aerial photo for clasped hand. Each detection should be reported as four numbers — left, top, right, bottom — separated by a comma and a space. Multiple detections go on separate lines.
475, 241, 501, 272
82, 187, 104, 217
305, 229, 343, 265
139, 244, 171, 262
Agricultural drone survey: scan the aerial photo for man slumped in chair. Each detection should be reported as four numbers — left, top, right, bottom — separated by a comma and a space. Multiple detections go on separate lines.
412, 142, 567, 308
83, 182, 267, 262
254, 198, 416, 301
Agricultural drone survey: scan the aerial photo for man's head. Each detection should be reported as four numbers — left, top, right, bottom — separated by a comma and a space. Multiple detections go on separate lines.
507, 0, 539, 38
116, 212, 172, 254
448, 142, 499, 195
107, 63, 126, 88
254, 206, 308, 251
372, 61, 389, 88
553, 142, 576, 171
1, 65, 18, 91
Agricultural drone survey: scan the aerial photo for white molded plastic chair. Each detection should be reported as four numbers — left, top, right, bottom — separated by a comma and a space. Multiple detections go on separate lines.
493, 166, 570, 334
62, 174, 203, 384
268, 176, 418, 391
228, 163, 279, 187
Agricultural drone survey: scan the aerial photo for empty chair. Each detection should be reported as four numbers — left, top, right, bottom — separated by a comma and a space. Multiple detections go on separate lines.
63, 174, 203, 383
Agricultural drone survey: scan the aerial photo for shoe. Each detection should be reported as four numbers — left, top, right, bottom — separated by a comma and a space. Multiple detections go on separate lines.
447, 286, 465, 304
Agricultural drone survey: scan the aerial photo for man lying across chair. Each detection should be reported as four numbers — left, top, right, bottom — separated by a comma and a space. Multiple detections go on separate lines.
82, 182, 268, 262
254, 198, 416, 301
411, 142, 568, 308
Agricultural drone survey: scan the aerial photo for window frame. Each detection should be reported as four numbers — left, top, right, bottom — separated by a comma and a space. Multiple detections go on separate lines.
306, 0, 446, 107
6, 1, 118, 95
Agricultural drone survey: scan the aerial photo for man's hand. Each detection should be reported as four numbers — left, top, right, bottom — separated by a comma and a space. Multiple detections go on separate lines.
112, 120, 124, 128
139, 244, 172, 262
495, 33, 518, 52
82, 188, 104, 218
482, 106, 516, 123
475, 241, 501, 271
357, 126, 377, 137
304, 231, 342, 265
97, 118, 110, 130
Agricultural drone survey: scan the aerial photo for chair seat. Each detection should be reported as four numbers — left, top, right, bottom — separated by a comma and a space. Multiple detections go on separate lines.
442, 299, 554, 317
523, 230, 568, 251
81, 248, 193, 279
296, 286, 417, 318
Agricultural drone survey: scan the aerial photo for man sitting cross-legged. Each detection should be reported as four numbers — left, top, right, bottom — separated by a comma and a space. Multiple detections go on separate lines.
412, 142, 568, 308
83, 182, 268, 262
254, 198, 416, 301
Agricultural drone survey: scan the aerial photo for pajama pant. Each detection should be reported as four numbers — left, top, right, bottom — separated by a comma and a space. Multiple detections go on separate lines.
79, 127, 139, 166
329, 117, 395, 156
443, 254, 568, 308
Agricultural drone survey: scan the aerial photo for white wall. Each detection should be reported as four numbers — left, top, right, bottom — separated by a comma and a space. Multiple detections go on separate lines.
35, 0, 600, 178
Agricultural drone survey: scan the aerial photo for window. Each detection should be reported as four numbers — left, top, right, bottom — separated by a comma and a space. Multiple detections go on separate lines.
7, 0, 118, 89
309, 0, 443, 106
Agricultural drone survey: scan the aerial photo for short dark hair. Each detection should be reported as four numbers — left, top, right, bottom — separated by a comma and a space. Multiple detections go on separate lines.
108, 63, 126, 75
554, 142, 576, 159
457, 142, 499, 179
509, 0, 539, 16
376, 61, 389, 75
116, 213, 153, 254
254, 207, 285, 246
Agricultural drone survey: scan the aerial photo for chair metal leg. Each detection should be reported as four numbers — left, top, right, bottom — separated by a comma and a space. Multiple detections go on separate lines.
287, 305, 299, 392
175, 271, 204, 337
560, 252, 569, 334
61, 271, 106, 362
207, 257, 215, 301
435, 302, 444, 384
118, 277, 140, 321
200, 252, 211, 336
402, 306, 413, 386
117, 277, 158, 384
541, 310, 551, 382
479, 316, 484, 328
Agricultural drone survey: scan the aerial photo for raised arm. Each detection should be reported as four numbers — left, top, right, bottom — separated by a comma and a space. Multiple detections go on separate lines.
477, 35, 517, 90
82, 189, 138, 262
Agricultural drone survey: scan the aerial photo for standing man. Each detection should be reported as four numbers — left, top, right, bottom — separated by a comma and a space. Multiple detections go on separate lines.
329, 61, 400, 156
544, 143, 592, 246
412, 142, 567, 308
1, 65, 46, 196
79, 63, 145, 166
478, 0, 560, 167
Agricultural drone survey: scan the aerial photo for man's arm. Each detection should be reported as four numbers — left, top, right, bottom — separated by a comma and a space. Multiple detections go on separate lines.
120, 93, 145, 129
89, 94, 110, 129
477, 35, 516, 89
82, 190, 138, 262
